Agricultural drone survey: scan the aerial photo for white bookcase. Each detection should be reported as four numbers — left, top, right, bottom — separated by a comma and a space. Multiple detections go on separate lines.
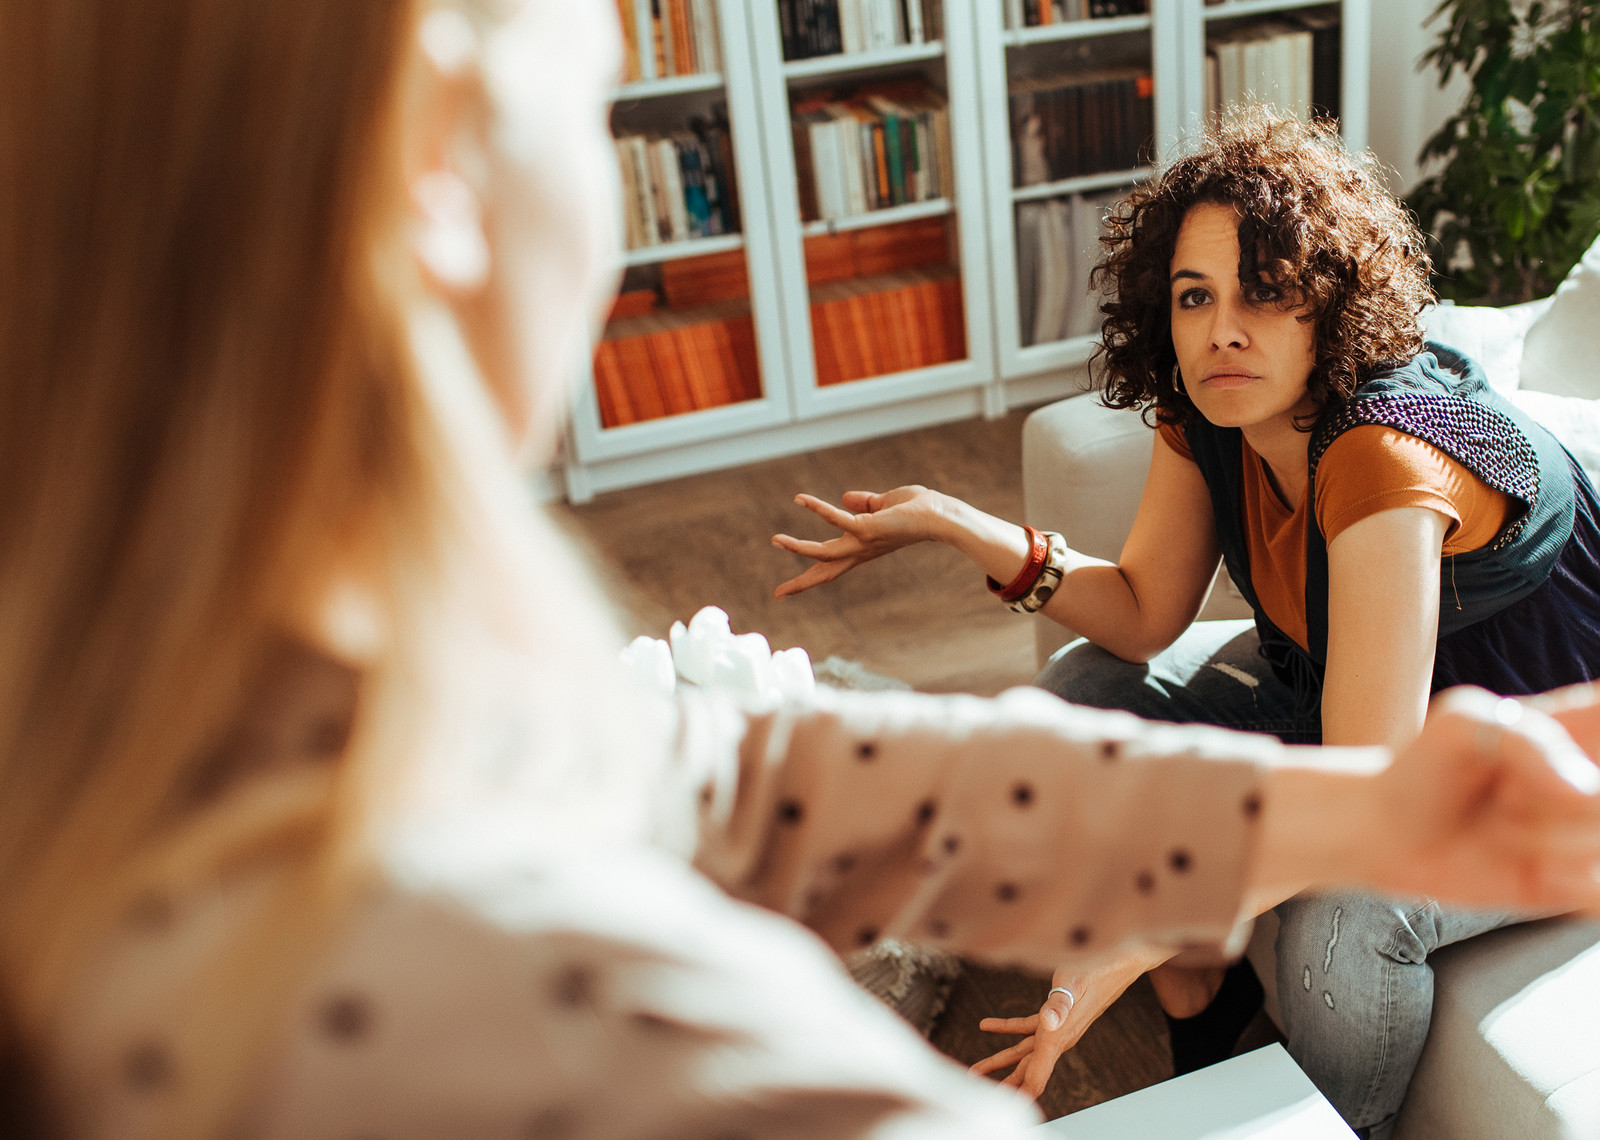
562, 0, 1370, 501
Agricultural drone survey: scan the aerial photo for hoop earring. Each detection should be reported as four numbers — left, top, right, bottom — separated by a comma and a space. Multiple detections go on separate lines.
1172, 366, 1186, 395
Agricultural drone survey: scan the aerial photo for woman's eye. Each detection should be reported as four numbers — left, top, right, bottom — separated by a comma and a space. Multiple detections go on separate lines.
1176, 288, 1209, 309
1249, 284, 1283, 304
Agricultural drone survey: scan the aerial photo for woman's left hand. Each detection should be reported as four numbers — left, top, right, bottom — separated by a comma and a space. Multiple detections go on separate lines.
970, 955, 1149, 1100
1382, 685, 1600, 911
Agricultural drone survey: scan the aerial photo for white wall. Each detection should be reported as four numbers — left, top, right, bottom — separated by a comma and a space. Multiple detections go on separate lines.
1366, 0, 1471, 194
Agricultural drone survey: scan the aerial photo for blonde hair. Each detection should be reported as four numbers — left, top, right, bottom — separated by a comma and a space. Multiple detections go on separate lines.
0, 1, 646, 1134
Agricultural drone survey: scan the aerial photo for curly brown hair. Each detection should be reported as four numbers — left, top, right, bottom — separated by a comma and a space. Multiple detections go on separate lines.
1092, 108, 1433, 427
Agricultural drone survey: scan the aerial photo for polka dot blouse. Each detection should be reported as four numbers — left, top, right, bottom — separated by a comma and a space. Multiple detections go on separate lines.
51, 649, 1278, 1139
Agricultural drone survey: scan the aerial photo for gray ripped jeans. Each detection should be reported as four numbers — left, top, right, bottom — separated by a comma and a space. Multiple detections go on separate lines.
1034, 620, 1515, 1140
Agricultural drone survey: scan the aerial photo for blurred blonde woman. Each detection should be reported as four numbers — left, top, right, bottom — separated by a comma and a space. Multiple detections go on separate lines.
1, 2, 1598, 1138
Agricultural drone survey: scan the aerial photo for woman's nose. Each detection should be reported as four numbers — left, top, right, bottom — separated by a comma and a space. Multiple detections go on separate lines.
1208, 300, 1249, 350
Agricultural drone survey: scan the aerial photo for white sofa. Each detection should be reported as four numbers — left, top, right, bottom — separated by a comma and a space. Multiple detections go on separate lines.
1020, 242, 1600, 1139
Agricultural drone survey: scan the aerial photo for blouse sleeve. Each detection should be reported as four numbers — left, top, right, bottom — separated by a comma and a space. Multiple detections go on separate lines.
686, 685, 1276, 972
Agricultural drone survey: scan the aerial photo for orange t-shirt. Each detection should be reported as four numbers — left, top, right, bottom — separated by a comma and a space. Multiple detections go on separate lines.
1158, 421, 1515, 649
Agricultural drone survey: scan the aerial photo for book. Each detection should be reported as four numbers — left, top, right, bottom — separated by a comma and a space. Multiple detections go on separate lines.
779, 0, 943, 61
1207, 19, 1321, 122
791, 82, 951, 223
597, 299, 762, 427
614, 116, 739, 251
1009, 67, 1153, 185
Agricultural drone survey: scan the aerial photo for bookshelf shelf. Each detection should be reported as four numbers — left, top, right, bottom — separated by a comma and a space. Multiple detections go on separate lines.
1201, 0, 1338, 22
563, 0, 1371, 500
613, 73, 726, 102
1002, 14, 1153, 47
621, 233, 745, 269
800, 198, 953, 238
1012, 167, 1153, 202
783, 42, 946, 82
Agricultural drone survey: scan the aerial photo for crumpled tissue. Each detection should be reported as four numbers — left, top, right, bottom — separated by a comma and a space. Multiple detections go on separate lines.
620, 606, 815, 705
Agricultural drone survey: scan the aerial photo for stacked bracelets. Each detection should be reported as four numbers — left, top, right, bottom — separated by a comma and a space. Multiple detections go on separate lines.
986, 526, 1067, 614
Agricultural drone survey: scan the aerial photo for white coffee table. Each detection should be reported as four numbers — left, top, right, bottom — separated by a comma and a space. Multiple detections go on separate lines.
1037, 1044, 1356, 1139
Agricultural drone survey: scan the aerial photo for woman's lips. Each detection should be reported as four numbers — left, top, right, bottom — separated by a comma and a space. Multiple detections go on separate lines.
1202, 370, 1259, 389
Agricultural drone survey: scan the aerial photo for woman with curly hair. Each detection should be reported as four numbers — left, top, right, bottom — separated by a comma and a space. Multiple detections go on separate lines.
775, 110, 1600, 1137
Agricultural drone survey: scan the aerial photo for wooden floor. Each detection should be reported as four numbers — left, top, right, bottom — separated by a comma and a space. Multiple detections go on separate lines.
552, 411, 1041, 696
555, 411, 1278, 1119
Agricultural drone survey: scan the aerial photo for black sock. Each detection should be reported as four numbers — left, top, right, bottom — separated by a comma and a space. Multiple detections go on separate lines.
1162, 960, 1264, 1076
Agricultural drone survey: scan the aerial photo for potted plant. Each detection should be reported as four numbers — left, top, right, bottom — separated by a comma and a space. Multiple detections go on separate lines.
1407, 0, 1600, 304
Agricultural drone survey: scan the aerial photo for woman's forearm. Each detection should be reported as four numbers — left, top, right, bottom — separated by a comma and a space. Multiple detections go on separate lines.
929, 494, 1168, 660
1250, 747, 1389, 907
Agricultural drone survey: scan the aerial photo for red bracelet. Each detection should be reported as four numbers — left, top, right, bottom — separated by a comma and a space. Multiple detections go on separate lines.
988, 525, 1048, 603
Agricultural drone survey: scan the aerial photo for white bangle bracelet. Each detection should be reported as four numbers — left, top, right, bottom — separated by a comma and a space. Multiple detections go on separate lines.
1048, 985, 1076, 1012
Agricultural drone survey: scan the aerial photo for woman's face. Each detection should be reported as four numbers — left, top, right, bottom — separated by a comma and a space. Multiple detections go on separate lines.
1167, 202, 1317, 435
453, 0, 623, 457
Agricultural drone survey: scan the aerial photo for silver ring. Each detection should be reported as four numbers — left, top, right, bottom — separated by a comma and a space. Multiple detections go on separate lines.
1048, 985, 1076, 1012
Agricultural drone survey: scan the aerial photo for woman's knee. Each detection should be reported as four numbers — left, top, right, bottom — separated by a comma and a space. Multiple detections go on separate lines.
1033, 638, 1153, 711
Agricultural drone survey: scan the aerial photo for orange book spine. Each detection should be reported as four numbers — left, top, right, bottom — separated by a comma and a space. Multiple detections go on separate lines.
591, 341, 634, 428
674, 325, 717, 409
846, 295, 878, 380
728, 318, 760, 401
616, 0, 642, 83
810, 303, 841, 387
669, 0, 694, 75
644, 330, 694, 415
701, 320, 742, 408
1038, 0, 1056, 25
894, 283, 925, 371
939, 277, 966, 363
611, 335, 665, 423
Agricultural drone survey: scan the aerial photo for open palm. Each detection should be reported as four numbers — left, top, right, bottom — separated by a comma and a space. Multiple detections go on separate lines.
771, 486, 943, 598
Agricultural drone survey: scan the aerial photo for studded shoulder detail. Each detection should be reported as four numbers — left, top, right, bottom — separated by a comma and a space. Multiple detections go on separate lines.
1309, 395, 1539, 553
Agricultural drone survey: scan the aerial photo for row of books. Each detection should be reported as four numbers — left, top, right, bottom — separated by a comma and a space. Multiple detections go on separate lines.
615, 120, 741, 250
792, 83, 953, 223
616, 0, 721, 84
593, 301, 762, 428
1205, 12, 1340, 124
634, 215, 952, 311
812, 267, 966, 385
779, 0, 945, 61
1015, 190, 1120, 347
1004, 0, 1147, 26
1010, 68, 1154, 187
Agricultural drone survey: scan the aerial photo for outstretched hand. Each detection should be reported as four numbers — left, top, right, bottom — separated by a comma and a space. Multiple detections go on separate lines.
970, 957, 1146, 1100
1366, 684, 1600, 914
771, 486, 944, 598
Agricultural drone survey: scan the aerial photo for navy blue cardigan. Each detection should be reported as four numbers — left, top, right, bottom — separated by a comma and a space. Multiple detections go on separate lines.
1177, 344, 1600, 715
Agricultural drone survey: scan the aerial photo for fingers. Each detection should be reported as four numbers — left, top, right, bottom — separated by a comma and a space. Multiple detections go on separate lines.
794, 493, 858, 530
969, 1036, 1036, 1077
1019, 1049, 1061, 1099
977, 1015, 1039, 1035
773, 559, 855, 599
1038, 988, 1075, 1032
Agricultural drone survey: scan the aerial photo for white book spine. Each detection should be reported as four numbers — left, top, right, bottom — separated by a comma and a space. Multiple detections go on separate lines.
905, 0, 924, 44
700, 0, 721, 72
1294, 30, 1312, 119
889, 0, 907, 46
656, 139, 689, 242
632, 137, 660, 244
812, 121, 842, 221
1005, 0, 1024, 31
840, 0, 862, 54
634, 0, 656, 80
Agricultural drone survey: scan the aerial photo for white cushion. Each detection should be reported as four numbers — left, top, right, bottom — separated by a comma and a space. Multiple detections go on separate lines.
1421, 301, 1545, 395
1521, 238, 1600, 397
1393, 919, 1600, 1140
1511, 389, 1600, 483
